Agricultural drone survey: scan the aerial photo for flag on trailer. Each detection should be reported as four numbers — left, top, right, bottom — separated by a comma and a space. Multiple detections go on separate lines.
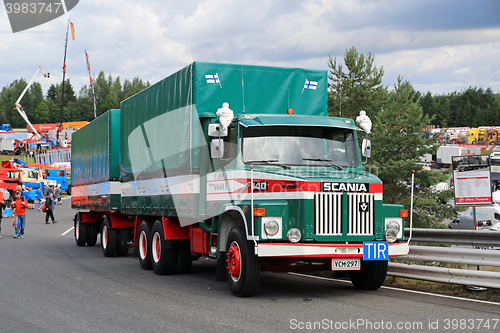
70, 21, 75, 40
302, 79, 317, 92
205, 74, 220, 84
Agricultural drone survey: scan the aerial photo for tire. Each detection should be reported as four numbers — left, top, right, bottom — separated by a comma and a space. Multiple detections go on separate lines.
66, 185, 71, 195
175, 249, 192, 274
116, 228, 130, 257
74, 213, 87, 246
101, 216, 117, 257
151, 221, 178, 275
86, 222, 98, 246
138, 221, 153, 270
348, 260, 388, 290
225, 226, 260, 297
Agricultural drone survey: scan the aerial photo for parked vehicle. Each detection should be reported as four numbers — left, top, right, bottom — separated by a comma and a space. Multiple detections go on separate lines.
71, 62, 409, 297
458, 204, 500, 225
448, 216, 492, 230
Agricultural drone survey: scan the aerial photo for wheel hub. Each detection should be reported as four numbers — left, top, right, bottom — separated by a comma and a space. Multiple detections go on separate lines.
227, 241, 241, 281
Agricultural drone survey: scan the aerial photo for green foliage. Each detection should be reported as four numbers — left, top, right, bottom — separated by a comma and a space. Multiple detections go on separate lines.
327, 47, 386, 119
422, 87, 500, 127
367, 77, 455, 228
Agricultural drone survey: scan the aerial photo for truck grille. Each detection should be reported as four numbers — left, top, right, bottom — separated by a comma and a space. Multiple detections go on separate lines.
314, 193, 374, 236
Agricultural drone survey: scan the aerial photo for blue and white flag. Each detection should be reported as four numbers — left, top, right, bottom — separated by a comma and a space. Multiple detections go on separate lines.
205, 73, 222, 88
303, 79, 318, 92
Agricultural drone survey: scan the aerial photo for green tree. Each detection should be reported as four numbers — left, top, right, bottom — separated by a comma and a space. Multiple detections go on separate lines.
368, 77, 454, 228
33, 100, 51, 124
327, 47, 386, 119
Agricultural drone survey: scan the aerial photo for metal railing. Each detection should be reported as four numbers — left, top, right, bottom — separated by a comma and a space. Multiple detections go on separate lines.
387, 228, 500, 289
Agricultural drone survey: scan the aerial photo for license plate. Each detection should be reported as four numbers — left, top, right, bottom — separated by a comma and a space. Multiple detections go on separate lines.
331, 258, 360, 271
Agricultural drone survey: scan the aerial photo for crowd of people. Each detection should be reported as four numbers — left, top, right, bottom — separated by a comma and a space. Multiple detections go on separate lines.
0, 183, 61, 239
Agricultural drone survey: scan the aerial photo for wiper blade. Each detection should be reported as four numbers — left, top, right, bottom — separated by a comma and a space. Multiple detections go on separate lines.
303, 158, 343, 170
245, 159, 291, 169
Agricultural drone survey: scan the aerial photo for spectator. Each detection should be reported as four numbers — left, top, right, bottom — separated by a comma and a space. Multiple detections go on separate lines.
55, 184, 62, 205
28, 187, 36, 209
45, 192, 57, 224
11, 191, 28, 238
36, 186, 44, 211
0, 199, 5, 239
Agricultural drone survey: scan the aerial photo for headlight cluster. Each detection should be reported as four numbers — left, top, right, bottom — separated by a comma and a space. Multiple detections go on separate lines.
264, 219, 279, 236
385, 220, 401, 243
261, 217, 282, 239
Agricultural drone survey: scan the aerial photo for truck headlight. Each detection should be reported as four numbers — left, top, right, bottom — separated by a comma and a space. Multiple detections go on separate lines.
385, 220, 401, 243
264, 219, 279, 236
287, 228, 301, 243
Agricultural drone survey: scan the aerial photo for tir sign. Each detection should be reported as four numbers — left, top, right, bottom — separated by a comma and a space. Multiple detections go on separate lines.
363, 242, 388, 261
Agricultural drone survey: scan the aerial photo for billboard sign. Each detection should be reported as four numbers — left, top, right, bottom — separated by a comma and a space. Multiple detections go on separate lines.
452, 155, 492, 205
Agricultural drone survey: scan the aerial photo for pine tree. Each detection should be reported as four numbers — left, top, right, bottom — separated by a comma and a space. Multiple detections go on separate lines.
367, 77, 454, 228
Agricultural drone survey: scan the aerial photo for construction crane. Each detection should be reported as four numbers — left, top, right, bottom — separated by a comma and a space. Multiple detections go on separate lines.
14, 66, 50, 141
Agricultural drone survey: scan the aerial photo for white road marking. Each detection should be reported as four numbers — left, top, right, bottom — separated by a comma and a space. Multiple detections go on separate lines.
62, 226, 74, 236
289, 272, 500, 306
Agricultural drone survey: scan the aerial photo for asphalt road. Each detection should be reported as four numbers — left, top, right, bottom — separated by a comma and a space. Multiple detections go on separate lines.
1, 198, 499, 332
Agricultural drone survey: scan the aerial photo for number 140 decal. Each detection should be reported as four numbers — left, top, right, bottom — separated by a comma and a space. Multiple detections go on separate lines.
252, 181, 268, 191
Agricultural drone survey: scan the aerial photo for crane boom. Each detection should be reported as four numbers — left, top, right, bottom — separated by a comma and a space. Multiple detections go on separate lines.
14, 66, 50, 140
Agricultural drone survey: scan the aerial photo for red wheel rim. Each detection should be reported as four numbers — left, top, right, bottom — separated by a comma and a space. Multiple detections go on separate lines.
227, 241, 241, 282
139, 231, 147, 259
155, 234, 161, 260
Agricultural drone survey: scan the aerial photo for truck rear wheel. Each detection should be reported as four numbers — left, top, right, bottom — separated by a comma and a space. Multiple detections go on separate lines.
138, 221, 153, 270
348, 260, 388, 290
101, 216, 117, 257
116, 228, 130, 257
151, 221, 178, 275
86, 222, 99, 246
74, 213, 87, 246
225, 226, 260, 297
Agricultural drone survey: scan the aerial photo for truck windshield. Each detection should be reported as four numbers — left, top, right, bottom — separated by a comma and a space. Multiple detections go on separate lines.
242, 126, 359, 167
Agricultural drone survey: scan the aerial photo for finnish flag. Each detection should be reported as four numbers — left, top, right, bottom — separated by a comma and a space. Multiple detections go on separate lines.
205, 73, 222, 88
206, 74, 220, 84
303, 79, 318, 90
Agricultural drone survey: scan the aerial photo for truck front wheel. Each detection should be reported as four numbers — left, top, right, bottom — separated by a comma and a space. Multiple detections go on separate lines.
348, 260, 388, 290
151, 221, 178, 275
225, 226, 260, 297
101, 216, 117, 257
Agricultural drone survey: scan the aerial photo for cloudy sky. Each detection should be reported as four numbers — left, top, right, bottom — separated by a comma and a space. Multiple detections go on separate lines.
1, 0, 499, 98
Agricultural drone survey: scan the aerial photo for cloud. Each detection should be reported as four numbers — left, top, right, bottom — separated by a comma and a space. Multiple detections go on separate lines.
0, 0, 499, 99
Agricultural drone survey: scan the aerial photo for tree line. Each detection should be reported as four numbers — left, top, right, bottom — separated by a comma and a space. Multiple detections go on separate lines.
0, 71, 150, 127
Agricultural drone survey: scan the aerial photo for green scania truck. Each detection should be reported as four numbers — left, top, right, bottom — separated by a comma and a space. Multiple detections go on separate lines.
71, 62, 409, 296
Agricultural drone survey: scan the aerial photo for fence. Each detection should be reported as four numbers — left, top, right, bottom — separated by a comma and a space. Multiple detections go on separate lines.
387, 228, 500, 289
35, 148, 71, 165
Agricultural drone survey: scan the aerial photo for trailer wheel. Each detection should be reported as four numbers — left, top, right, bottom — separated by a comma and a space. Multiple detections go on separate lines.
175, 249, 192, 274
101, 216, 117, 257
225, 226, 260, 297
348, 260, 388, 290
151, 221, 178, 275
116, 228, 130, 257
86, 222, 99, 246
74, 213, 87, 246
138, 221, 153, 270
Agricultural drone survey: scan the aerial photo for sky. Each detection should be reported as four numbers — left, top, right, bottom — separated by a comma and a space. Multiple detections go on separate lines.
1, 0, 499, 99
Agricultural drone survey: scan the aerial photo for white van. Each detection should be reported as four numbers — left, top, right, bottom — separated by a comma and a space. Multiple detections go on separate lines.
458, 204, 500, 225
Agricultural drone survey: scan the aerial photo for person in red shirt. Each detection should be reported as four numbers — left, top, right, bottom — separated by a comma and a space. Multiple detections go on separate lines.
11, 191, 28, 238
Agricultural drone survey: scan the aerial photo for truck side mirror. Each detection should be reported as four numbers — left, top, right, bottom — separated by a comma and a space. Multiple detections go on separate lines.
211, 139, 224, 159
208, 123, 228, 137
362, 139, 371, 158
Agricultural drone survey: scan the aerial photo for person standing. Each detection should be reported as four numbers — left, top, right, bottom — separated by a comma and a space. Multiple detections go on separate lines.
35, 186, 44, 210
45, 192, 58, 224
0, 199, 5, 239
11, 191, 28, 238
54, 184, 62, 205
28, 187, 36, 209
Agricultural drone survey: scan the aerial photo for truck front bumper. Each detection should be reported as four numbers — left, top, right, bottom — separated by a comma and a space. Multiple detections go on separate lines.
256, 242, 409, 258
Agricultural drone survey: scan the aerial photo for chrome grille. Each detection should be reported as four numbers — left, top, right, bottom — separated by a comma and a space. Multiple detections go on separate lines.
315, 192, 374, 236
